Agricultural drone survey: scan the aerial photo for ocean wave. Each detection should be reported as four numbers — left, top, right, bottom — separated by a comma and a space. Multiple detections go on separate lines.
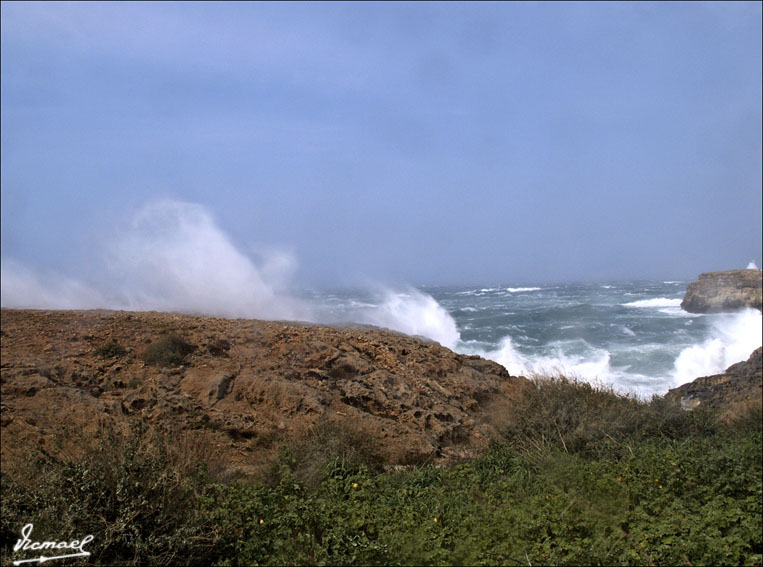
465, 335, 612, 382
671, 308, 762, 387
623, 297, 683, 309
505, 287, 542, 293
356, 288, 461, 350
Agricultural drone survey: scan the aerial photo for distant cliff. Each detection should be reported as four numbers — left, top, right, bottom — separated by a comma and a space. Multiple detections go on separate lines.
681, 269, 762, 313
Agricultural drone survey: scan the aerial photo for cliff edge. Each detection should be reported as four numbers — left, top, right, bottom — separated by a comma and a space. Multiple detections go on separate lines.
681, 269, 762, 313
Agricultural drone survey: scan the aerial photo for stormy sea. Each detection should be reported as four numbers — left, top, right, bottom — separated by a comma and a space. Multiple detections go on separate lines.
3, 202, 759, 398
305, 280, 762, 397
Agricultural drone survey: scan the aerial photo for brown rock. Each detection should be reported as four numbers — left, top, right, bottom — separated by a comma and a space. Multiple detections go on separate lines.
667, 347, 762, 417
1, 308, 528, 476
681, 269, 762, 313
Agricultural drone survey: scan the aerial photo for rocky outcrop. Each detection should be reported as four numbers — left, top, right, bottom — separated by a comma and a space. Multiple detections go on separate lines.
0, 309, 528, 476
667, 347, 762, 416
681, 269, 762, 313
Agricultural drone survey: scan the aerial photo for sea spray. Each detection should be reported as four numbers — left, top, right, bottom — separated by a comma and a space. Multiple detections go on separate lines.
671, 307, 762, 387
464, 335, 613, 385
0, 200, 462, 349
109, 200, 312, 321
3, 199, 761, 396
355, 288, 461, 350
0, 259, 106, 309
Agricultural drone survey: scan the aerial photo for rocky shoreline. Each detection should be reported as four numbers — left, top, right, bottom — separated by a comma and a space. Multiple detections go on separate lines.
2, 304, 760, 477
667, 347, 762, 416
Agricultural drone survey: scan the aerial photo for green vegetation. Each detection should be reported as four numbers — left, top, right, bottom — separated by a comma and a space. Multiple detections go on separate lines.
93, 341, 127, 359
143, 334, 196, 367
2, 379, 761, 566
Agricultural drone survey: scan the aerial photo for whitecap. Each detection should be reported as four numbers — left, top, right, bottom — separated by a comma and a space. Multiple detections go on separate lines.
623, 297, 682, 309
671, 308, 762, 387
506, 287, 542, 293
357, 287, 461, 350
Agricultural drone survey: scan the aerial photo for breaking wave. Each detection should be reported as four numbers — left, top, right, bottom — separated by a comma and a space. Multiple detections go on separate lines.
354, 288, 461, 350
671, 308, 762, 386
0, 199, 461, 348
623, 298, 683, 308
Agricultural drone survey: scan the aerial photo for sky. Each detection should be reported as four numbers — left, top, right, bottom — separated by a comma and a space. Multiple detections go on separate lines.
2, 1, 762, 293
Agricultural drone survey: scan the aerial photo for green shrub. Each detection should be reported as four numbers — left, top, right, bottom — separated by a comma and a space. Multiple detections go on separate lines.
144, 334, 196, 367
93, 341, 127, 359
263, 419, 383, 490
3, 378, 760, 566
1, 422, 219, 566
501, 375, 719, 456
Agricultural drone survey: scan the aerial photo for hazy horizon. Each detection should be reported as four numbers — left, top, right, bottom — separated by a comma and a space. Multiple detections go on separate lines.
2, 2, 761, 303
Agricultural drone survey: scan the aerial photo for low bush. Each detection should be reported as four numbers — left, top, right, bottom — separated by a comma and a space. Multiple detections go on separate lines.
1, 422, 220, 566
2, 378, 760, 566
263, 419, 384, 490
93, 341, 127, 359
501, 375, 720, 457
144, 334, 196, 367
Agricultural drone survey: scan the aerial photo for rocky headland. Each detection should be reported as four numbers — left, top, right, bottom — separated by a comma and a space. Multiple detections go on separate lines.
0, 309, 528, 477
681, 269, 762, 313
667, 347, 762, 417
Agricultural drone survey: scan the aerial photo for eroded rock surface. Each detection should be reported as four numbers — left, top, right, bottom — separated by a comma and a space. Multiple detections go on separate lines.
681, 269, 762, 313
1, 309, 528, 476
667, 347, 762, 416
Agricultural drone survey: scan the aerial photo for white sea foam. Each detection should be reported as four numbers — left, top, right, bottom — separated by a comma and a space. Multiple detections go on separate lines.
506, 287, 542, 293
357, 288, 461, 350
747, 260, 759, 270
671, 308, 762, 387
467, 335, 612, 382
623, 297, 683, 309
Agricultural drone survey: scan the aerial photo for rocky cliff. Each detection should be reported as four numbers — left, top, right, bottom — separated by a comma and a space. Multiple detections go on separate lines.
681, 269, 762, 313
0, 309, 528, 477
667, 347, 762, 417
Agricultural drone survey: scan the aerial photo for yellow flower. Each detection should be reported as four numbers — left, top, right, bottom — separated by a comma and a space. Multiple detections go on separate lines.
352, 483, 359, 489
434, 518, 438, 524
259, 519, 264, 525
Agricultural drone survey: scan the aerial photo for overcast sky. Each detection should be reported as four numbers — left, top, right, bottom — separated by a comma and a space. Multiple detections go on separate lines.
2, 1, 761, 289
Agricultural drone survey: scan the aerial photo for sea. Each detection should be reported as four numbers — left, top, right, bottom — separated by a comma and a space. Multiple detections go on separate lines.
304, 280, 762, 398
